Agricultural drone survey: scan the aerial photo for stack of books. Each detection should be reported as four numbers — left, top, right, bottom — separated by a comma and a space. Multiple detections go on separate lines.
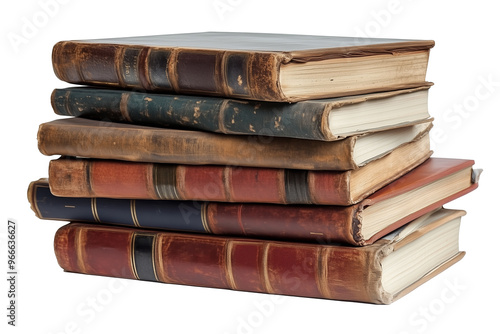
29, 32, 479, 304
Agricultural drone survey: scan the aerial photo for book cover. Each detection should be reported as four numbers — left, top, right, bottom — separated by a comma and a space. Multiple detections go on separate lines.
51, 85, 431, 141
52, 32, 434, 102
36, 117, 432, 170
52, 208, 466, 304
29, 158, 479, 246
46, 133, 431, 205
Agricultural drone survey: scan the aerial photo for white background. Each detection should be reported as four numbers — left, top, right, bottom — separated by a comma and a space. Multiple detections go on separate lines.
1, 0, 498, 333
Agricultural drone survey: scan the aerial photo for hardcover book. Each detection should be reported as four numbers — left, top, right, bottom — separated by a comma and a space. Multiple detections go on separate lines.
52, 208, 466, 304
45, 134, 431, 205
51, 85, 431, 141
52, 32, 434, 102
29, 158, 479, 246
37, 118, 432, 170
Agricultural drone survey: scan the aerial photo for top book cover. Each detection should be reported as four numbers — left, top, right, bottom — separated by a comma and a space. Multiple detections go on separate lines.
52, 32, 434, 102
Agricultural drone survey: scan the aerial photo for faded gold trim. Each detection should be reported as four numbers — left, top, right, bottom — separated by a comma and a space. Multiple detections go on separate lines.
76, 228, 86, 274
261, 243, 274, 294
225, 240, 237, 290
91, 198, 101, 223
130, 233, 140, 280
222, 166, 232, 201
130, 200, 141, 227
317, 247, 331, 299
120, 92, 132, 122
200, 203, 211, 233
151, 234, 159, 282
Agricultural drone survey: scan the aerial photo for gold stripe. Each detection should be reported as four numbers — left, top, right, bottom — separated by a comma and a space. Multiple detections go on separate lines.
222, 166, 232, 201
91, 198, 101, 223
261, 243, 274, 294
130, 233, 139, 280
63, 90, 74, 116
225, 240, 237, 290
200, 203, 211, 233
119, 92, 132, 123
76, 228, 86, 274
317, 247, 332, 299
64, 205, 76, 209
130, 200, 141, 227
151, 235, 159, 281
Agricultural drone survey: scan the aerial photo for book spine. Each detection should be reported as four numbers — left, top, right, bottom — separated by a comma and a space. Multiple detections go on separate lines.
52, 42, 290, 102
48, 159, 352, 205
54, 222, 386, 303
29, 179, 358, 244
50, 88, 329, 140
37, 119, 358, 170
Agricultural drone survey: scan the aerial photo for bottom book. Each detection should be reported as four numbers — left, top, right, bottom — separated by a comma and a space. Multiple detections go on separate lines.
53, 208, 465, 304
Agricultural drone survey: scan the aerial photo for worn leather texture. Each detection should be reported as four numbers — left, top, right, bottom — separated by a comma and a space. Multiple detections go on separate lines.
37, 118, 429, 170
46, 134, 430, 205
53, 208, 462, 305
29, 157, 477, 246
50, 85, 431, 141
52, 32, 434, 102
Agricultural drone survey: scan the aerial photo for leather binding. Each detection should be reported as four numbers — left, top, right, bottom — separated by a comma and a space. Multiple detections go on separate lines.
29, 158, 478, 246
36, 118, 432, 171
45, 134, 431, 205
50, 85, 432, 141
51, 32, 434, 102
52, 209, 466, 304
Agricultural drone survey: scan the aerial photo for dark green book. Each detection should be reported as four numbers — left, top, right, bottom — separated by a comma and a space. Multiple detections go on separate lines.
51, 85, 431, 141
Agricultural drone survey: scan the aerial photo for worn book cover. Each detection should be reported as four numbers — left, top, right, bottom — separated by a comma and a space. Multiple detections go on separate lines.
51, 85, 431, 141
45, 134, 431, 205
52, 32, 434, 102
52, 208, 466, 304
29, 158, 478, 246
37, 117, 432, 170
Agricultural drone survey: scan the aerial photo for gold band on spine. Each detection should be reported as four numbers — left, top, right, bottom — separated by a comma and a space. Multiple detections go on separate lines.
225, 240, 237, 290
200, 203, 212, 233
151, 235, 159, 282
261, 242, 274, 294
91, 198, 101, 223
317, 247, 332, 299
130, 200, 141, 227
130, 233, 139, 280
75, 228, 87, 274
119, 92, 132, 122
153, 165, 180, 200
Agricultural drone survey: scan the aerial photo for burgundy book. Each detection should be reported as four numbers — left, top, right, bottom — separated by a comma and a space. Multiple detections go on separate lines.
29, 158, 479, 246
53, 208, 466, 304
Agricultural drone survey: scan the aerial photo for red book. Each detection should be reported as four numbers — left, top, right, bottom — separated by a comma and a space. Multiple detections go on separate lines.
46, 133, 431, 205
53, 208, 466, 304
29, 158, 479, 246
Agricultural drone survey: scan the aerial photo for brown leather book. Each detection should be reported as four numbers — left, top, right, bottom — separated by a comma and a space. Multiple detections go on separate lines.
53, 208, 466, 304
46, 133, 431, 205
29, 157, 479, 246
52, 32, 434, 102
37, 118, 431, 170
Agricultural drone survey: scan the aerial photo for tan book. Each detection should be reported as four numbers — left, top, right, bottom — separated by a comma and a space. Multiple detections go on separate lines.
37, 118, 432, 170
